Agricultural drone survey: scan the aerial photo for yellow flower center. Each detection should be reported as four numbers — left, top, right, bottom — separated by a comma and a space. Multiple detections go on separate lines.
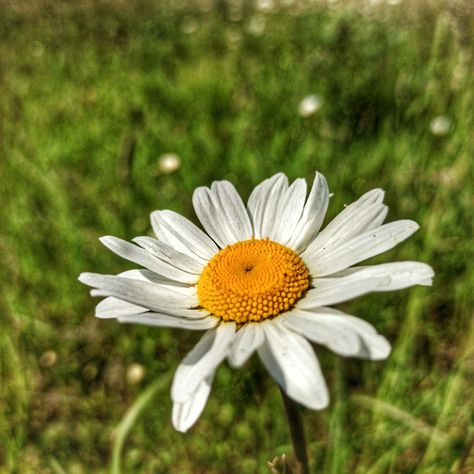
197, 239, 310, 324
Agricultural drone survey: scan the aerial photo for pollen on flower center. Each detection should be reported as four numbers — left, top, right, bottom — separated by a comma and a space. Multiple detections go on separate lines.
197, 239, 310, 324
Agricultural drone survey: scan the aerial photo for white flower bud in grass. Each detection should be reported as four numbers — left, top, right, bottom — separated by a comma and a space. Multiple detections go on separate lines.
126, 363, 146, 385
158, 153, 181, 174
40, 350, 57, 367
247, 15, 266, 36
430, 116, 452, 136
256, 0, 274, 12
181, 17, 199, 35
298, 94, 322, 117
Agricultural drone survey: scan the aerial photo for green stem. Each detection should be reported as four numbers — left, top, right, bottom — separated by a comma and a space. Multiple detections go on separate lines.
279, 387, 310, 474
111, 370, 173, 474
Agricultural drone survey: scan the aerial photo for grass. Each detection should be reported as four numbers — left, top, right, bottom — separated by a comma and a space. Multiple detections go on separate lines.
0, 0, 473, 472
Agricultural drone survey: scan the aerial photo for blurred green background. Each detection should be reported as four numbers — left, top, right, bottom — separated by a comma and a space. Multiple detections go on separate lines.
0, 0, 473, 472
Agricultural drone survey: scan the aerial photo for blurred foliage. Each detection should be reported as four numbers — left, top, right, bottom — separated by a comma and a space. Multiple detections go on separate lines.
0, 0, 473, 473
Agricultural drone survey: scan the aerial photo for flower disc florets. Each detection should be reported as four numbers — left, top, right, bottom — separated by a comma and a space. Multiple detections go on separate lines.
197, 239, 310, 323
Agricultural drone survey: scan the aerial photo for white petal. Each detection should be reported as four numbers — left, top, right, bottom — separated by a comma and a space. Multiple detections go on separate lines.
287, 172, 330, 253
79, 273, 198, 314
172, 374, 213, 433
303, 188, 386, 255
418, 278, 433, 286
118, 268, 169, 283
356, 334, 391, 360
171, 323, 236, 403
257, 320, 329, 410
334, 188, 385, 222
95, 295, 206, 319
366, 206, 388, 231
305, 202, 388, 257
247, 173, 283, 217
93, 267, 199, 320
297, 274, 390, 308
322, 262, 434, 290
133, 236, 204, 274
227, 323, 265, 368
193, 181, 252, 247
100, 236, 197, 284
271, 178, 307, 245
192, 188, 227, 248
192, 188, 223, 247
211, 181, 253, 242
118, 313, 219, 330
151, 210, 218, 261
260, 177, 292, 241
305, 220, 420, 277
95, 296, 148, 319
247, 173, 288, 239
359, 188, 385, 204
280, 309, 361, 356
117, 269, 194, 294
294, 307, 391, 360
314, 307, 389, 359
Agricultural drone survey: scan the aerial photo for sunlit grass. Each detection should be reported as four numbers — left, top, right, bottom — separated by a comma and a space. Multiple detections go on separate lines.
0, 0, 473, 472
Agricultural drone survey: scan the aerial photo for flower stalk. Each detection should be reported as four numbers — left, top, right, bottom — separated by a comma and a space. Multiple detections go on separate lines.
280, 386, 310, 474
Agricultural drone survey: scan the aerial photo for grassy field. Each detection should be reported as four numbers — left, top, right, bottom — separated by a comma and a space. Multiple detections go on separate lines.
0, 0, 473, 472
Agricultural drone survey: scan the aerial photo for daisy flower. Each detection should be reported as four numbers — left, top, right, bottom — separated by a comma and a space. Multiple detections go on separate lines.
79, 172, 433, 433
